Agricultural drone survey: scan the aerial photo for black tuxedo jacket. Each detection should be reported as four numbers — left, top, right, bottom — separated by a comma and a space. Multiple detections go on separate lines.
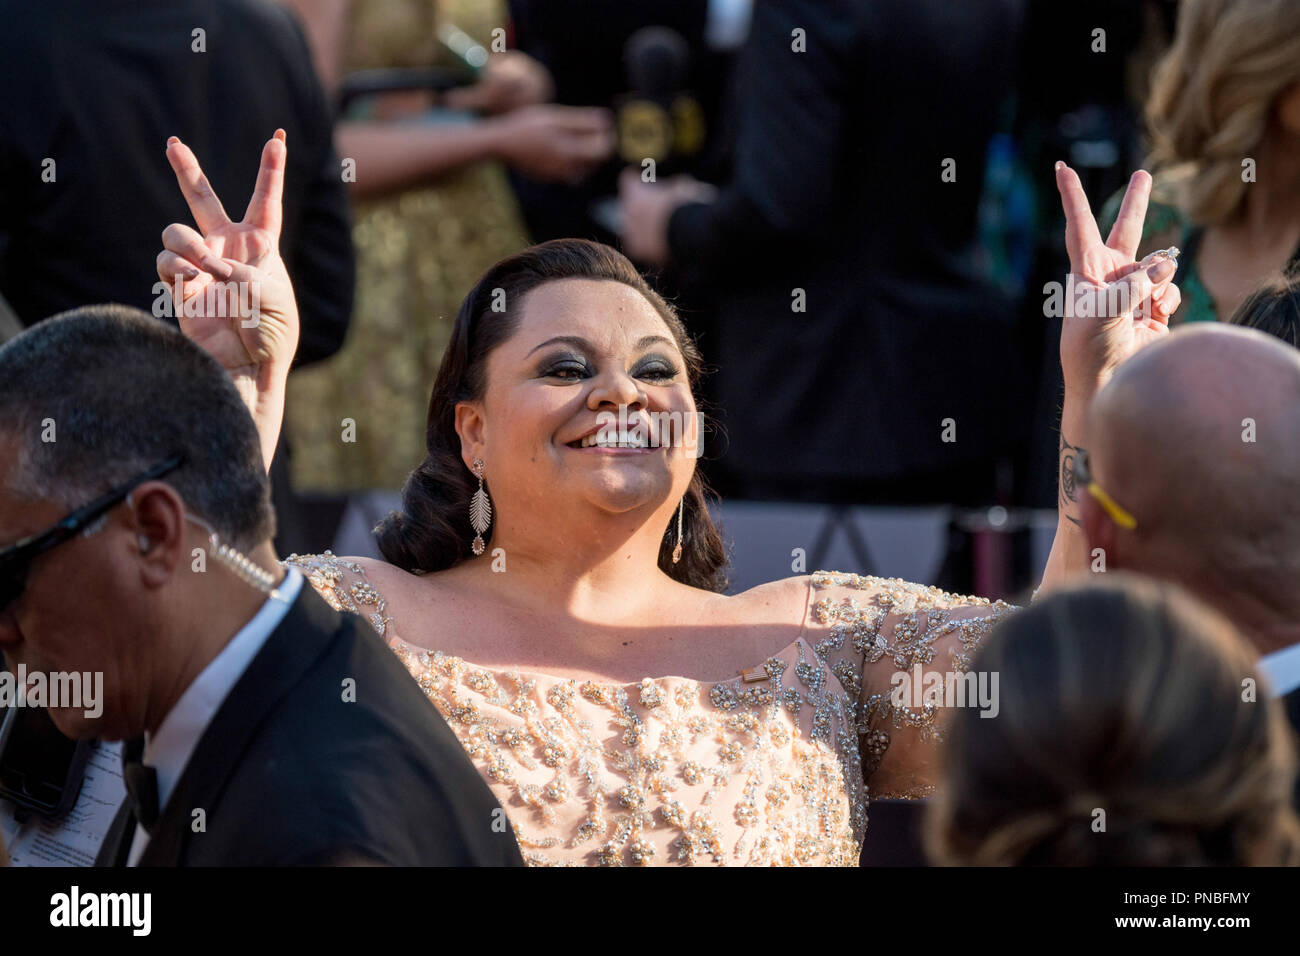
0, 0, 353, 367
95, 586, 523, 866
666, 0, 1030, 494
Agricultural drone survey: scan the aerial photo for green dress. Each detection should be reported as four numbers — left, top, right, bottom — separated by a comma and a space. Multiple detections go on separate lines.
1098, 190, 1218, 325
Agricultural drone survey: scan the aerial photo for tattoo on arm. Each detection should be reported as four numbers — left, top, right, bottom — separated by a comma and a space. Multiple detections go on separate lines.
1059, 431, 1082, 528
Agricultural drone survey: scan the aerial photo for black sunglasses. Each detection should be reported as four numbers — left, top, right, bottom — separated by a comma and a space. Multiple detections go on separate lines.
0, 456, 184, 613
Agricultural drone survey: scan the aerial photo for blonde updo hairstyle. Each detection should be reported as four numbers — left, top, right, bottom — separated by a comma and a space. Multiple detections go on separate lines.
1146, 0, 1300, 226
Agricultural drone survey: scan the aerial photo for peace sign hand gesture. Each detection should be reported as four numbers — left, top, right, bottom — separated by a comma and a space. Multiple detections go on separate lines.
156, 130, 300, 467
156, 130, 299, 383
1055, 162, 1181, 399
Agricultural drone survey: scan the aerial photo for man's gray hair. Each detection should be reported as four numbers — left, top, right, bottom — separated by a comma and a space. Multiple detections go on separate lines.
0, 304, 273, 550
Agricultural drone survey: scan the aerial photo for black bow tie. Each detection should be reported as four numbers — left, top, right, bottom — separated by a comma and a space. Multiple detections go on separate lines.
121, 735, 159, 833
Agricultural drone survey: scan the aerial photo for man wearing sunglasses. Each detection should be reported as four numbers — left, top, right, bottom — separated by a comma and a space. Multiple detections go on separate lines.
0, 304, 522, 866
1072, 322, 1300, 802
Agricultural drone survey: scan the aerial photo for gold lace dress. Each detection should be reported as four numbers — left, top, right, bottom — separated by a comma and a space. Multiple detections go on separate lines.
284, 0, 531, 493
285, 552, 1015, 866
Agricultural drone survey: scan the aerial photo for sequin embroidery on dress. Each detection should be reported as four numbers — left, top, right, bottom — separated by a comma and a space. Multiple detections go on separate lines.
286, 553, 1016, 866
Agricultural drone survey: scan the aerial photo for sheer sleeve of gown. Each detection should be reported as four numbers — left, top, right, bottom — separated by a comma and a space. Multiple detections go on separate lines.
802, 571, 1017, 799
283, 551, 397, 643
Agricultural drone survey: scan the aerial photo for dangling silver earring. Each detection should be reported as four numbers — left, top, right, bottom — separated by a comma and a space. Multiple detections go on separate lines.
470, 458, 492, 556
671, 498, 684, 564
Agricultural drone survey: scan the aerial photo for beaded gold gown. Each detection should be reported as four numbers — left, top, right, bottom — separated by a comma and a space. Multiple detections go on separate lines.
284, 0, 531, 493
286, 552, 1015, 866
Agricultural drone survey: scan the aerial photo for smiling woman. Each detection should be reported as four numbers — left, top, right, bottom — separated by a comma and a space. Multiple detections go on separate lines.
373, 240, 728, 592
156, 133, 1180, 865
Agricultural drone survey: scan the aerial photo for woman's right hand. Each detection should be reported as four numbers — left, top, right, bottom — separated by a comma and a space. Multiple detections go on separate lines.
156, 131, 300, 468
157, 130, 300, 384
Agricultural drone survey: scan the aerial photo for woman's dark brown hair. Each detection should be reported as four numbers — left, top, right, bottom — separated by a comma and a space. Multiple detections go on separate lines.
375, 238, 728, 591
1228, 265, 1300, 349
927, 573, 1300, 866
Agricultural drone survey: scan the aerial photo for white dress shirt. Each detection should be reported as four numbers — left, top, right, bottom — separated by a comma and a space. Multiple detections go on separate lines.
705, 0, 753, 50
1259, 640, 1300, 699
127, 567, 303, 866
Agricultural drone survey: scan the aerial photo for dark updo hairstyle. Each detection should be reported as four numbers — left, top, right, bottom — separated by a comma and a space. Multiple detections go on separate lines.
1228, 265, 1300, 350
375, 238, 729, 592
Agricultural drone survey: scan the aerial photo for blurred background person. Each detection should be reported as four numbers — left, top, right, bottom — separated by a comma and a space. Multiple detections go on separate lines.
0, 0, 353, 358
928, 575, 1300, 866
1016, 1, 1175, 510
0, 0, 356, 557
278, 0, 614, 500
505, 0, 740, 395
618, 0, 1034, 512
504, 0, 738, 245
1099, 0, 1300, 325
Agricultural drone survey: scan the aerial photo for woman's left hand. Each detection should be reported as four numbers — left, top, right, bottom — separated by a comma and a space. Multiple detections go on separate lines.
1055, 163, 1181, 399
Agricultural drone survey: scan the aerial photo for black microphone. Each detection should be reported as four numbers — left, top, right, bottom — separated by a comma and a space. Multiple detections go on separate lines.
617, 26, 704, 168
590, 27, 707, 236
626, 26, 689, 102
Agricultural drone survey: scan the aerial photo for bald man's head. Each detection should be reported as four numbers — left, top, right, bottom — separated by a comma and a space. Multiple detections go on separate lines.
1085, 324, 1300, 647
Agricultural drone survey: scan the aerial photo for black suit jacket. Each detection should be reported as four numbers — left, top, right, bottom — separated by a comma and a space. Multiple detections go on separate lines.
95, 586, 523, 866
506, 0, 731, 244
667, 0, 1030, 493
0, 0, 353, 367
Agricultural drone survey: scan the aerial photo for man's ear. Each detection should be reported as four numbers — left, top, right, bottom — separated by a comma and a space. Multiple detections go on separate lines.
1080, 493, 1118, 573
124, 482, 186, 588
454, 401, 486, 472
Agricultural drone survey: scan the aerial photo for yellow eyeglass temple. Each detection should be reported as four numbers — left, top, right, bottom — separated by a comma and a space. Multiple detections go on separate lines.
1087, 481, 1137, 530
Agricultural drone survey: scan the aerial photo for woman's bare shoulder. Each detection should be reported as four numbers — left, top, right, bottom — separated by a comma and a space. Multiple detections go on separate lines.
726, 570, 898, 610
725, 574, 816, 621
723, 571, 928, 627
340, 554, 411, 587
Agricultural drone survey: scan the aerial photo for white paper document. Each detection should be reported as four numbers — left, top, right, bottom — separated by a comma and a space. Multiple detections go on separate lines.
1, 739, 125, 867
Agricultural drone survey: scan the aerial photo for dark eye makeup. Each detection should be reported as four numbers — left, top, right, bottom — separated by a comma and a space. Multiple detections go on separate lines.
537, 353, 590, 380
536, 350, 682, 383
632, 353, 681, 381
